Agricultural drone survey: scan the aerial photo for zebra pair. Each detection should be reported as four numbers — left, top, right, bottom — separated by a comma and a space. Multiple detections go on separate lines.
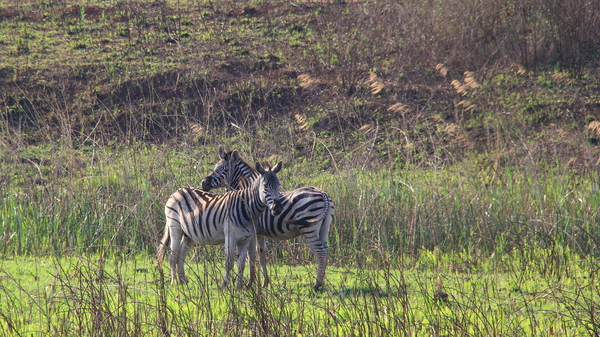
157, 147, 333, 290
157, 159, 283, 289
202, 147, 334, 290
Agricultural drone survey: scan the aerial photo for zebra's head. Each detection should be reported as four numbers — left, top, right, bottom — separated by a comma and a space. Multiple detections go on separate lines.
201, 146, 253, 191
256, 161, 283, 216
201, 146, 240, 191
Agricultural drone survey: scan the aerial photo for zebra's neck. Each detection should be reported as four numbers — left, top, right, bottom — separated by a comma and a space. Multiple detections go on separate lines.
234, 174, 270, 216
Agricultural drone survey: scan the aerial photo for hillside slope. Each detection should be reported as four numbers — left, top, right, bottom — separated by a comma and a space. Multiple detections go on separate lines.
1, 0, 599, 171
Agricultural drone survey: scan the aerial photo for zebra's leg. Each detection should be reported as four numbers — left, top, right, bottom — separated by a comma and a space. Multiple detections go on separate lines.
300, 231, 325, 288
235, 238, 252, 289
257, 236, 270, 287
313, 246, 329, 290
247, 235, 257, 288
312, 212, 333, 290
222, 229, 236, 289
176, 235, 191, 284
167, 220, 184, 284
301, 227, 330, 290
305, 237, 329, 290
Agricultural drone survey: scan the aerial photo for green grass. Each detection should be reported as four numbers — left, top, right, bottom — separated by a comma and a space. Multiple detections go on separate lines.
1, 249, 598, 336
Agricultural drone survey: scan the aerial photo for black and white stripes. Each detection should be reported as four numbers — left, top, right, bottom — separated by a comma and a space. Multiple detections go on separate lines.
157, 156, 283, 289
201, 146, 334, 290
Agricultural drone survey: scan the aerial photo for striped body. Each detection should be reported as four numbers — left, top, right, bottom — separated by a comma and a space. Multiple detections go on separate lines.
157, 158, 283, 289
201, 147, 334, 290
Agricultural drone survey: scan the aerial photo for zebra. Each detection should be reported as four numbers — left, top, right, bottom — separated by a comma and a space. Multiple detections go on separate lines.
157, 156, 284, 289
201, 146, 334, 290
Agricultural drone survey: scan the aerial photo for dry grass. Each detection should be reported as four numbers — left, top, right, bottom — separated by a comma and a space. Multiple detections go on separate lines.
588, 121, 600, 135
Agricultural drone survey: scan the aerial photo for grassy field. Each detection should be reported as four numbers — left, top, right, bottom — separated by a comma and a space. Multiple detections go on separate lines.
1, 0, 600, 335
1, 248, 599, 335
1, 143, 599, 335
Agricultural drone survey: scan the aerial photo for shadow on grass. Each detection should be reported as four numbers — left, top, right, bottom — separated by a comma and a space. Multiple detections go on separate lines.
334, 286, 407, 298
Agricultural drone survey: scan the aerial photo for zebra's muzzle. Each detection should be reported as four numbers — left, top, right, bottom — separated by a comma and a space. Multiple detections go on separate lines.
270, 199, 283, 216
201, 177, 215, 191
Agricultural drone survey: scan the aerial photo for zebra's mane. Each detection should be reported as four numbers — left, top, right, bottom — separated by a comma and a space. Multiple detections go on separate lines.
228, 150, 254, 171
228, 151, 257, 186
220, 148, 283, 192
226, 150, 278, 174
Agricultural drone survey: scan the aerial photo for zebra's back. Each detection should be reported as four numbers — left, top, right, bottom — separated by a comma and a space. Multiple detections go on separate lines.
256, 186, 333, 240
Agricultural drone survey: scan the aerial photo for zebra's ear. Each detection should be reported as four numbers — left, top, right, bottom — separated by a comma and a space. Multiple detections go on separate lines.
218, 145, 227, 160
272, 161, 283, 174
256, 162, 266, 174
230, 150, 240, 162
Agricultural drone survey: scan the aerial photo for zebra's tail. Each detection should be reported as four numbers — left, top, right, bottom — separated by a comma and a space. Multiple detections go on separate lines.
156, 224, 170, 267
